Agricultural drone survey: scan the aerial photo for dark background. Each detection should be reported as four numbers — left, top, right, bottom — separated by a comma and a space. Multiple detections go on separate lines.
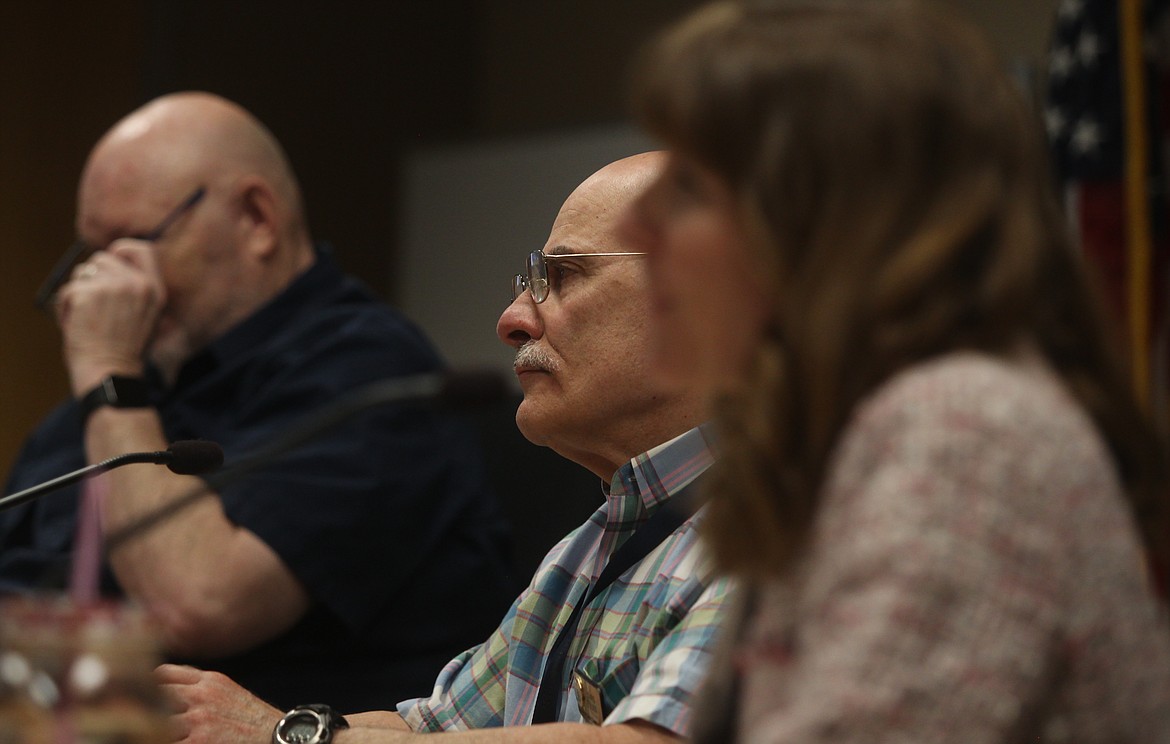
0, 0, 708, 472
0, 1, 724, 577
0, 3, 1055, 569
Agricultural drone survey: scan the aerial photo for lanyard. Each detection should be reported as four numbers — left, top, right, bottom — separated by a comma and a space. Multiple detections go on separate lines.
530, 479, 702, 724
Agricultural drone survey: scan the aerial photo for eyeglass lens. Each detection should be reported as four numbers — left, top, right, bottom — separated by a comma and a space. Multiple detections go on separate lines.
510, 251, 552, 304
525, 250, 550, 303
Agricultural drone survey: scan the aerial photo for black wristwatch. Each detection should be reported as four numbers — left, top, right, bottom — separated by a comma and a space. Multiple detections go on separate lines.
273, 704, 349, 744
78, 375, 151, 424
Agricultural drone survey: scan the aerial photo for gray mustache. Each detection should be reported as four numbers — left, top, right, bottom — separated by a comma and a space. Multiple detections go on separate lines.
514, 342, 560, 373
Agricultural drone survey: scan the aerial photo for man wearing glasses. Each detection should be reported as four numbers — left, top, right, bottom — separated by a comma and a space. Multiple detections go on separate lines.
158, 153, 733, 744
0, 92, 514, 712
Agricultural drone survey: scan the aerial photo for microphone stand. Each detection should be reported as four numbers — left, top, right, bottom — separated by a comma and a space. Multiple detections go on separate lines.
0, 451, 174, 513
103, 371, 507, 555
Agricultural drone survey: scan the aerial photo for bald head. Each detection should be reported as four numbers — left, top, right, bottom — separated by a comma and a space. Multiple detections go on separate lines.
543, 151, 665, 263
556, 151, 666, 233
582, 150, 666, 189
79, 92, 306, 243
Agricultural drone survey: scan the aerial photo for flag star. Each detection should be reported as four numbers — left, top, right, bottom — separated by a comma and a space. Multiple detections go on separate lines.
1070, 118, 1103, 154
1046, 107, 1068, 139
1050, 46, 1076, 78
1058, 0, 1085, 22
1077, 32, 1101, 66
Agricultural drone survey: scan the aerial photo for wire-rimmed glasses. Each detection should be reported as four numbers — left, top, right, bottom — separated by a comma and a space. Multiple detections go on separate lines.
34, 186, 207, 310
511, 249, 646, 304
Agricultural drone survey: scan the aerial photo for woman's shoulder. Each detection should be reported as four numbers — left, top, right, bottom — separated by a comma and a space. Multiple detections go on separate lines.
838, 349, 1112, 488
859, 349, 1085, 434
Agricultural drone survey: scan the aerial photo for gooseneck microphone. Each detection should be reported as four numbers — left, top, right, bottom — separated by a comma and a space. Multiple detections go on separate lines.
103, 369, 509, 553
0, 440, 225, 513
161, 440, 226, 475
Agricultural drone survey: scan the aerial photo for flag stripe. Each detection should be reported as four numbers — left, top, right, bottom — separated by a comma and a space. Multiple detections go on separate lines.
1121, 0, 1154, 404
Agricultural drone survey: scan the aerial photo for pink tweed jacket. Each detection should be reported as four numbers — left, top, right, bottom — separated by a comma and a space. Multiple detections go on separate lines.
697, 351, 1170, 744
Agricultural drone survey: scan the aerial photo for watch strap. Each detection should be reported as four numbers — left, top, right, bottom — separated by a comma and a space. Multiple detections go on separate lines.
78, 375, 151, 425
273, 704, 349, 744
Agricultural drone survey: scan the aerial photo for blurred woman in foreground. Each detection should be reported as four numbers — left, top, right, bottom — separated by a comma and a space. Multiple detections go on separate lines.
623, 0, 1170, 741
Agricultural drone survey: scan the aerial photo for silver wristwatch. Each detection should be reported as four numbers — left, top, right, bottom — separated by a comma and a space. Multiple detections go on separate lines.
272, 704, 349, 744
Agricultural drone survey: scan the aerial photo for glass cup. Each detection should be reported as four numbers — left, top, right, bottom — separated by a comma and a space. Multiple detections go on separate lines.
0, 596, 171, 744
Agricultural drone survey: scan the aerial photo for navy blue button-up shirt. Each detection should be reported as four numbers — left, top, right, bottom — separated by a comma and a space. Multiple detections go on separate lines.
0, 247, 515, 711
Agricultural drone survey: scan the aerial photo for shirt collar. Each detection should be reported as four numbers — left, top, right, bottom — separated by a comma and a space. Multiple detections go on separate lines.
603, 425, 715, 530
169, 245, 344, 390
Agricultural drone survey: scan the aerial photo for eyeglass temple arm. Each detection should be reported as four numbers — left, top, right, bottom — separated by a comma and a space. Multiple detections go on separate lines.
34, 240, 90, 310
542, 252, 647, 259
143, 187, 206, 241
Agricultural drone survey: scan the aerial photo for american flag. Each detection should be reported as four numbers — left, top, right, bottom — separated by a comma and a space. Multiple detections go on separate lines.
1045, 0, 1170, 414
1047, 0, 1125, 183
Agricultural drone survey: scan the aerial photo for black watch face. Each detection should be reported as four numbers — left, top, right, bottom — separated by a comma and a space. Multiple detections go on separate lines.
282, 712, 323, 743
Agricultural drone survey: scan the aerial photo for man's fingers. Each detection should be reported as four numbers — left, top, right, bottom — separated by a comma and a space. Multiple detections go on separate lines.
155, 663, 202, 684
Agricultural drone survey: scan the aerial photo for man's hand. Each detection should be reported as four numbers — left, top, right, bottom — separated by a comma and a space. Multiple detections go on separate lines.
154, 665, 682, 744
55, 239, 166, 394
156, 663, 281, 744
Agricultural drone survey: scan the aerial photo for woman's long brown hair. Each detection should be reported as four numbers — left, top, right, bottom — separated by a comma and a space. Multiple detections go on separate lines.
631, 0, 1170, 584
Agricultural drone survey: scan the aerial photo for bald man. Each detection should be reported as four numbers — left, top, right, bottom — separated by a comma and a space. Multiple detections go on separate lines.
157, 153, 733, 744
0, 92, 514, 712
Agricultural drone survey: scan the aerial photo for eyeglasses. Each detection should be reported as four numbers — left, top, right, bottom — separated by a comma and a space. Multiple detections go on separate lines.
34, 186, 208, 310
511, 249, 646, 304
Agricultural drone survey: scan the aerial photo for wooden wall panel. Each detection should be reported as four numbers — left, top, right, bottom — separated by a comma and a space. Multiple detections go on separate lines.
0, 2, 144, 483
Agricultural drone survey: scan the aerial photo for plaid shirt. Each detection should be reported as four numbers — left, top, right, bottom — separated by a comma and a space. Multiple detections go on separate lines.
398, 426, 732, 735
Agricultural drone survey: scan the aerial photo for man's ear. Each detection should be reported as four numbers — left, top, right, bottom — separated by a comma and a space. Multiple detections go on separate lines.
237, 177, 279, 260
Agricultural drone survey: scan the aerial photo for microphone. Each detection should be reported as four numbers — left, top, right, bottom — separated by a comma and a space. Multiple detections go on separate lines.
103, 369, 508, 552
159, 440, 226, 475
0, 440, 224, 513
